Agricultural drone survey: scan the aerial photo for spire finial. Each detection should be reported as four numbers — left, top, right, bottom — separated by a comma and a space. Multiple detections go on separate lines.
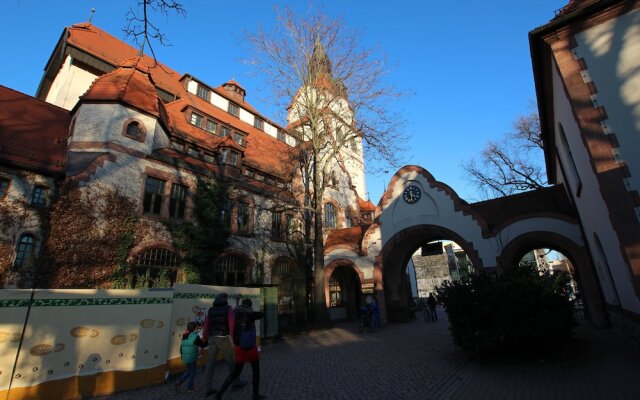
88, 8, 95, 23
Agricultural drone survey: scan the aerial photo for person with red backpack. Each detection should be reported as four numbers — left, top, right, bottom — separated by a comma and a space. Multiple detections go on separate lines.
216, 298, 266, 400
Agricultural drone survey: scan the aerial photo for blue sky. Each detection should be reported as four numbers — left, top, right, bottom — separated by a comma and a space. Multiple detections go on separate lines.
1, 0, 567, 204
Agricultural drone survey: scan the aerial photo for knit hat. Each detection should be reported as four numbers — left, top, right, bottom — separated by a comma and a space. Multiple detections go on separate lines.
241, 298, 252, 307
215, 292, 229, 301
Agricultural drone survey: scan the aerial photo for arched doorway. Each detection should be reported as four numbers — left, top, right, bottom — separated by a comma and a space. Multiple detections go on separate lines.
378, 225, 480, 322
326, 261, 363, 321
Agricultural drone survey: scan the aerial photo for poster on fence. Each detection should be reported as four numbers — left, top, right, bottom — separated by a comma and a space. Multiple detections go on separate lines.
0, 290, 33, 392
167, 284, 261, 369
3, 288, 173, 399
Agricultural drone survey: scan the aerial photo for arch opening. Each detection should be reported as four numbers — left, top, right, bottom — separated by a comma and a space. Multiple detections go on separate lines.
379, 225, 480, 323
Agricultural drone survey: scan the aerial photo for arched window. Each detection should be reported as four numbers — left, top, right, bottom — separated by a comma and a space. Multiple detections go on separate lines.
14, 234, 35, 270
214, 254, 246, 286
324, 203, 336, 228
134, 247, 179, 288
123, 120, 146, 141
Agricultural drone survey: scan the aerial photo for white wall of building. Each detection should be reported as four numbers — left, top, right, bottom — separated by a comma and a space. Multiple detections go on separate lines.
551, 56, 640, 313
45, 55, 99, 110
576, 9, 640, 210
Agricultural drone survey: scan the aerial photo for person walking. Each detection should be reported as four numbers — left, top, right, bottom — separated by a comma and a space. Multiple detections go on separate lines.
426, 293, 438, 322
203, 293, 245, 396
175, 322, 207, 393
216, 298, 266, 400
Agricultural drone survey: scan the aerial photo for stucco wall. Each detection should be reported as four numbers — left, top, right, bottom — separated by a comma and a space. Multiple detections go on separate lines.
551, 57, 639, 313
576, 9, 640, 198
45, 55, 98, 111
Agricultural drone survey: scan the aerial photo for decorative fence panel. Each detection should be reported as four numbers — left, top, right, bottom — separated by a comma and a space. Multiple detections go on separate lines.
0, 285, 266, 400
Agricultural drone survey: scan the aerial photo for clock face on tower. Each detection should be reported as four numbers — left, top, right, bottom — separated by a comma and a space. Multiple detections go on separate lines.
403, 185, 421, 204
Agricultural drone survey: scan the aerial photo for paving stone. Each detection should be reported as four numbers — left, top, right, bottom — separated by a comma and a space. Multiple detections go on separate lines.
92, 310, 640, 400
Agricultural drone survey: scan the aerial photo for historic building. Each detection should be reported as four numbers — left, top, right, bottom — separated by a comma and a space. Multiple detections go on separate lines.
0, 22, 374, 326
1, 0, 639, 336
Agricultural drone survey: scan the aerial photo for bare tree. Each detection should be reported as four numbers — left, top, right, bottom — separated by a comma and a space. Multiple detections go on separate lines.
462, 111, 547, 199
246, 7, 407, 326
123, 0, 186, 61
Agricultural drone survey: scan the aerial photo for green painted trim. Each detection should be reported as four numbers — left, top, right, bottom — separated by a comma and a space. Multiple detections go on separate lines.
0, 299, 31, 308
28, 297, 173, 307
173, 292, 261, 300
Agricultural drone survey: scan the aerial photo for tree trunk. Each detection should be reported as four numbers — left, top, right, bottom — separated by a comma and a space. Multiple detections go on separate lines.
311, 152, 331, 327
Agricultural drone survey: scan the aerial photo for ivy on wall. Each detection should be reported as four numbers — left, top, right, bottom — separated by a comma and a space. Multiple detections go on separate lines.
166, 176, 230, 285
37, 183, 139, 288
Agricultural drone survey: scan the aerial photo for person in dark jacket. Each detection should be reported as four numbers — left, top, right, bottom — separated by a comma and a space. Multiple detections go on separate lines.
216, 298, 265, 400
202, 293, 244, 396
175, 322, 207, 393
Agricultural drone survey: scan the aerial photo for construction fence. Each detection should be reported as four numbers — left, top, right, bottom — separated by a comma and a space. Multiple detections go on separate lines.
0, 284, 277, 400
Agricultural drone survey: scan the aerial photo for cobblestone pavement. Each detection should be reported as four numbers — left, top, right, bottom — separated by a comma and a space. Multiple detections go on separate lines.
94, 309, 640, 400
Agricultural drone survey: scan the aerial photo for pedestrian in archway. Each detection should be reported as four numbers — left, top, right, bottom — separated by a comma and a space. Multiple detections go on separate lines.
427, 293, 437, 322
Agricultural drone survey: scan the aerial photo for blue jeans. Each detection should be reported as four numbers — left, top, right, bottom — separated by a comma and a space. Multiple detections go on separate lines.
178, 361, 197, 390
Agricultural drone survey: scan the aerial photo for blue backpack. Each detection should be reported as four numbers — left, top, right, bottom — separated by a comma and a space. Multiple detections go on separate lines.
236, 312, 256, 350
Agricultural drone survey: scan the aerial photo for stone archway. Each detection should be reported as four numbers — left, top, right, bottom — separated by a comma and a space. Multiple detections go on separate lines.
325, 260, 364, 321
499, 231, 609, 328
377, 224, 482, 322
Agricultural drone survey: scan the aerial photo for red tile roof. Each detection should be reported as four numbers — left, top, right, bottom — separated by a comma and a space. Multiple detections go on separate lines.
65, 22, 295, 179
325, 225, 370, 251
553, 0, 600, 19
81, 62, 167, 122
165, 93, 294, 178
0, 85, 70, 174
358, 196, 376, 212
66, 23, 184, 96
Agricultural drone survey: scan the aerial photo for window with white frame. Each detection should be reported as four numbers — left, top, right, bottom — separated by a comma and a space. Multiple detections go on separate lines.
190, 112, 203, 127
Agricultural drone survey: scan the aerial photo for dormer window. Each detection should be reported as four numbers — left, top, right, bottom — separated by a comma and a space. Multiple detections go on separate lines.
229, 151, 239, 166
187, 147, 200, 158
254, 117, 264, 131
197, 84, 210, 101
220, 149, 239, 166
190, 112, 203, 128
171, 141, 185, 152
228, 102, 240, 117
205, 119, 218, 134
232, 132, 246, 146
123, 119, 146, 142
